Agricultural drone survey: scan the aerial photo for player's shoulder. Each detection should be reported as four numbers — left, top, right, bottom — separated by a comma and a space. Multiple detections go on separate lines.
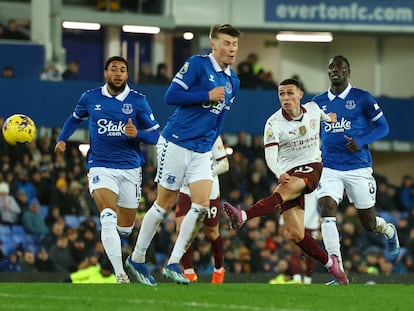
350, 86, 373, 97
266, 109, 283, 124
311, 91, 328, 103
303, 101, 321, 112
128, 88, 147, 100
80, 87, 101, 100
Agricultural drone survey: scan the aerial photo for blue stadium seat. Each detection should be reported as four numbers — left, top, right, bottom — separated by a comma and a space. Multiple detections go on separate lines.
64, 215, 81, 228
0, 224, 12, 236
39, 205, 49, 219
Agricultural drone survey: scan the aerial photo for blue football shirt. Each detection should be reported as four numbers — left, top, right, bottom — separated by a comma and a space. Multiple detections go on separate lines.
58, 84, 160, 169
162, 54, 240, 152
312, 84, 386, 171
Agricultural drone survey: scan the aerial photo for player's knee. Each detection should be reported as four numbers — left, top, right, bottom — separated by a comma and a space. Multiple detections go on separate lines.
117, 224, 134, 237
286, 229, 304, 243
100, 208, 117, 228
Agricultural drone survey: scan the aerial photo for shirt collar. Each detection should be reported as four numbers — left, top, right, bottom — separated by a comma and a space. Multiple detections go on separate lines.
101, 83, 130, 101
282, 105, 307, 121
208, 54, 231, 76
328, 83, 352, 101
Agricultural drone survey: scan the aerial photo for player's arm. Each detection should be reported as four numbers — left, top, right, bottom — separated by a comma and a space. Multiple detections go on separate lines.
54, 114, 82, 153
265, 144, 284, 181
345, 115, 389, 152
164, 82, 210, 106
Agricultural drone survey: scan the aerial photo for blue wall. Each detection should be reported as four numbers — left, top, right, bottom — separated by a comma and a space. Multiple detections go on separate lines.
0, 43, 45, 79
0, 79, 413, 141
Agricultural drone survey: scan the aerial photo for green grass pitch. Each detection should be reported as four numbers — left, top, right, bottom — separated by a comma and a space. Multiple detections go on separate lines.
0, 283, 413, 311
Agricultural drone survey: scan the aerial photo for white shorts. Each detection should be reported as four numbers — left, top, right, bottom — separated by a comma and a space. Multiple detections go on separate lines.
88, 167, 142, 209
279, 191, 320, 230
316, 167, 376, 209
155, 136, 213, 191
181, 175, 220, 200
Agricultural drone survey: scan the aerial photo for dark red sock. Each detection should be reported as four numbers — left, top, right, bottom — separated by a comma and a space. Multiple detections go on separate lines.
304, 229, 316, 277
245, 192, 282, 220
181, 245, 193, 270
295, 232, 328, 265
290, 251, 302, 275
210, 236, 223, 269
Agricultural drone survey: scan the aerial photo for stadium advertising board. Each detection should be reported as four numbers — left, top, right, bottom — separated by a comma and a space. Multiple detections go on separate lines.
265, 0, 414, 27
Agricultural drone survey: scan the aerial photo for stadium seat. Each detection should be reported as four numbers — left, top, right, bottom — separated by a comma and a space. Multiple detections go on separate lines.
39, 205, 49, 219
0, 224, 12, 236
64, 215, 81, 228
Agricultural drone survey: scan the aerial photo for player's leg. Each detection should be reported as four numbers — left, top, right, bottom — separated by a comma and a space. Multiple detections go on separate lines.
279, 215, 303, 284
346, 168, 400, 262
283, 205, 348, 285
163, 151, 213, 284
176, 192, 198, 282
303, 192, 320, 284
303, 229, 317, 284
223, 175, 305, 229
317, 168, 345, 270
88, 167, 129, 283
205, 197, 225, 284
129, 138, 184, 285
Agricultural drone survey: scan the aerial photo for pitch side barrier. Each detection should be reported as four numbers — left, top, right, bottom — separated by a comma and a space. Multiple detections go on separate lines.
0, 79, 413, 142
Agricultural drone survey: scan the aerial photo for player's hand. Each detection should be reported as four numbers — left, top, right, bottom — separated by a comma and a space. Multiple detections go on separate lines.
278, 172, 290, 184
328, 112, 337, 123
344, 135, 360, 152
208, 86, 225, 102
125, 118, 138, 138
54, 141, 66, 153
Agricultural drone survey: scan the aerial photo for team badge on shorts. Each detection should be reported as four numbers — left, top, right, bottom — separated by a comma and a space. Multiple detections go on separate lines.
166, 175, 176, 185
92, 175, 100, 184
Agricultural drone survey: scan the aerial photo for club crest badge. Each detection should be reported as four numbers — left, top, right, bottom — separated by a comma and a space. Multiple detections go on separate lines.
345, 100, 356, 110
122, 103, 133, 114
299, 126, 307, 136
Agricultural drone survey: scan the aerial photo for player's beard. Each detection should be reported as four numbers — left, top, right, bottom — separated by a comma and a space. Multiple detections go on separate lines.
108, 80, 126, 94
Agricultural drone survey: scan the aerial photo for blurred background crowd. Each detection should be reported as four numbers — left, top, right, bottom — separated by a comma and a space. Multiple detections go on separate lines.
1, 121, 414, 282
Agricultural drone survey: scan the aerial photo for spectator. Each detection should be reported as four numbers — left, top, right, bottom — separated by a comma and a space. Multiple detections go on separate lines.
50, 178, 73, 215
40, 62, 62, 82
396, 175, 414, 212
0, 252, 22, 272
139, 62, 155, 84
21, 250, 38, 272
48, 234, 77, 273
1, 65, 15, 78
237, 61, 258, 89
13, 168, 38, 204
35, 247, 56, 272
153, 63, 171, 85
0, 181, 21, 225
21, 198, 49, 236
62, 60, 80, 80
3, 19, 29, 40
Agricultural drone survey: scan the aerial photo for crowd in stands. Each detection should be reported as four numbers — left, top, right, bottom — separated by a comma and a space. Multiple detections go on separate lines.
1, 119, 414, 281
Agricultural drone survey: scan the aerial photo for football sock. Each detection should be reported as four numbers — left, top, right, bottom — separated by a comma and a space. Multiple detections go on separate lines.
100, 208, 124, 275
290, 252, 302, 276
132, 202, 166, 263
296, 231, 329, 265
245, 192, 282, 220
211, 236, 224, 269
168, 203, 207, 264
373, 216, 394, 239
321, 217, 344, 269
181, 245, 193, 270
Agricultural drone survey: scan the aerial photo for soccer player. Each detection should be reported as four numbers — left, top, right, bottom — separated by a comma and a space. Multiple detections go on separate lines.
126, 24, 242, 285
312, 55, 400, 283
223, 78, 350, 285
176, 135, 228, 284
279, 191, 319, 284
54, 56, 160, 284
